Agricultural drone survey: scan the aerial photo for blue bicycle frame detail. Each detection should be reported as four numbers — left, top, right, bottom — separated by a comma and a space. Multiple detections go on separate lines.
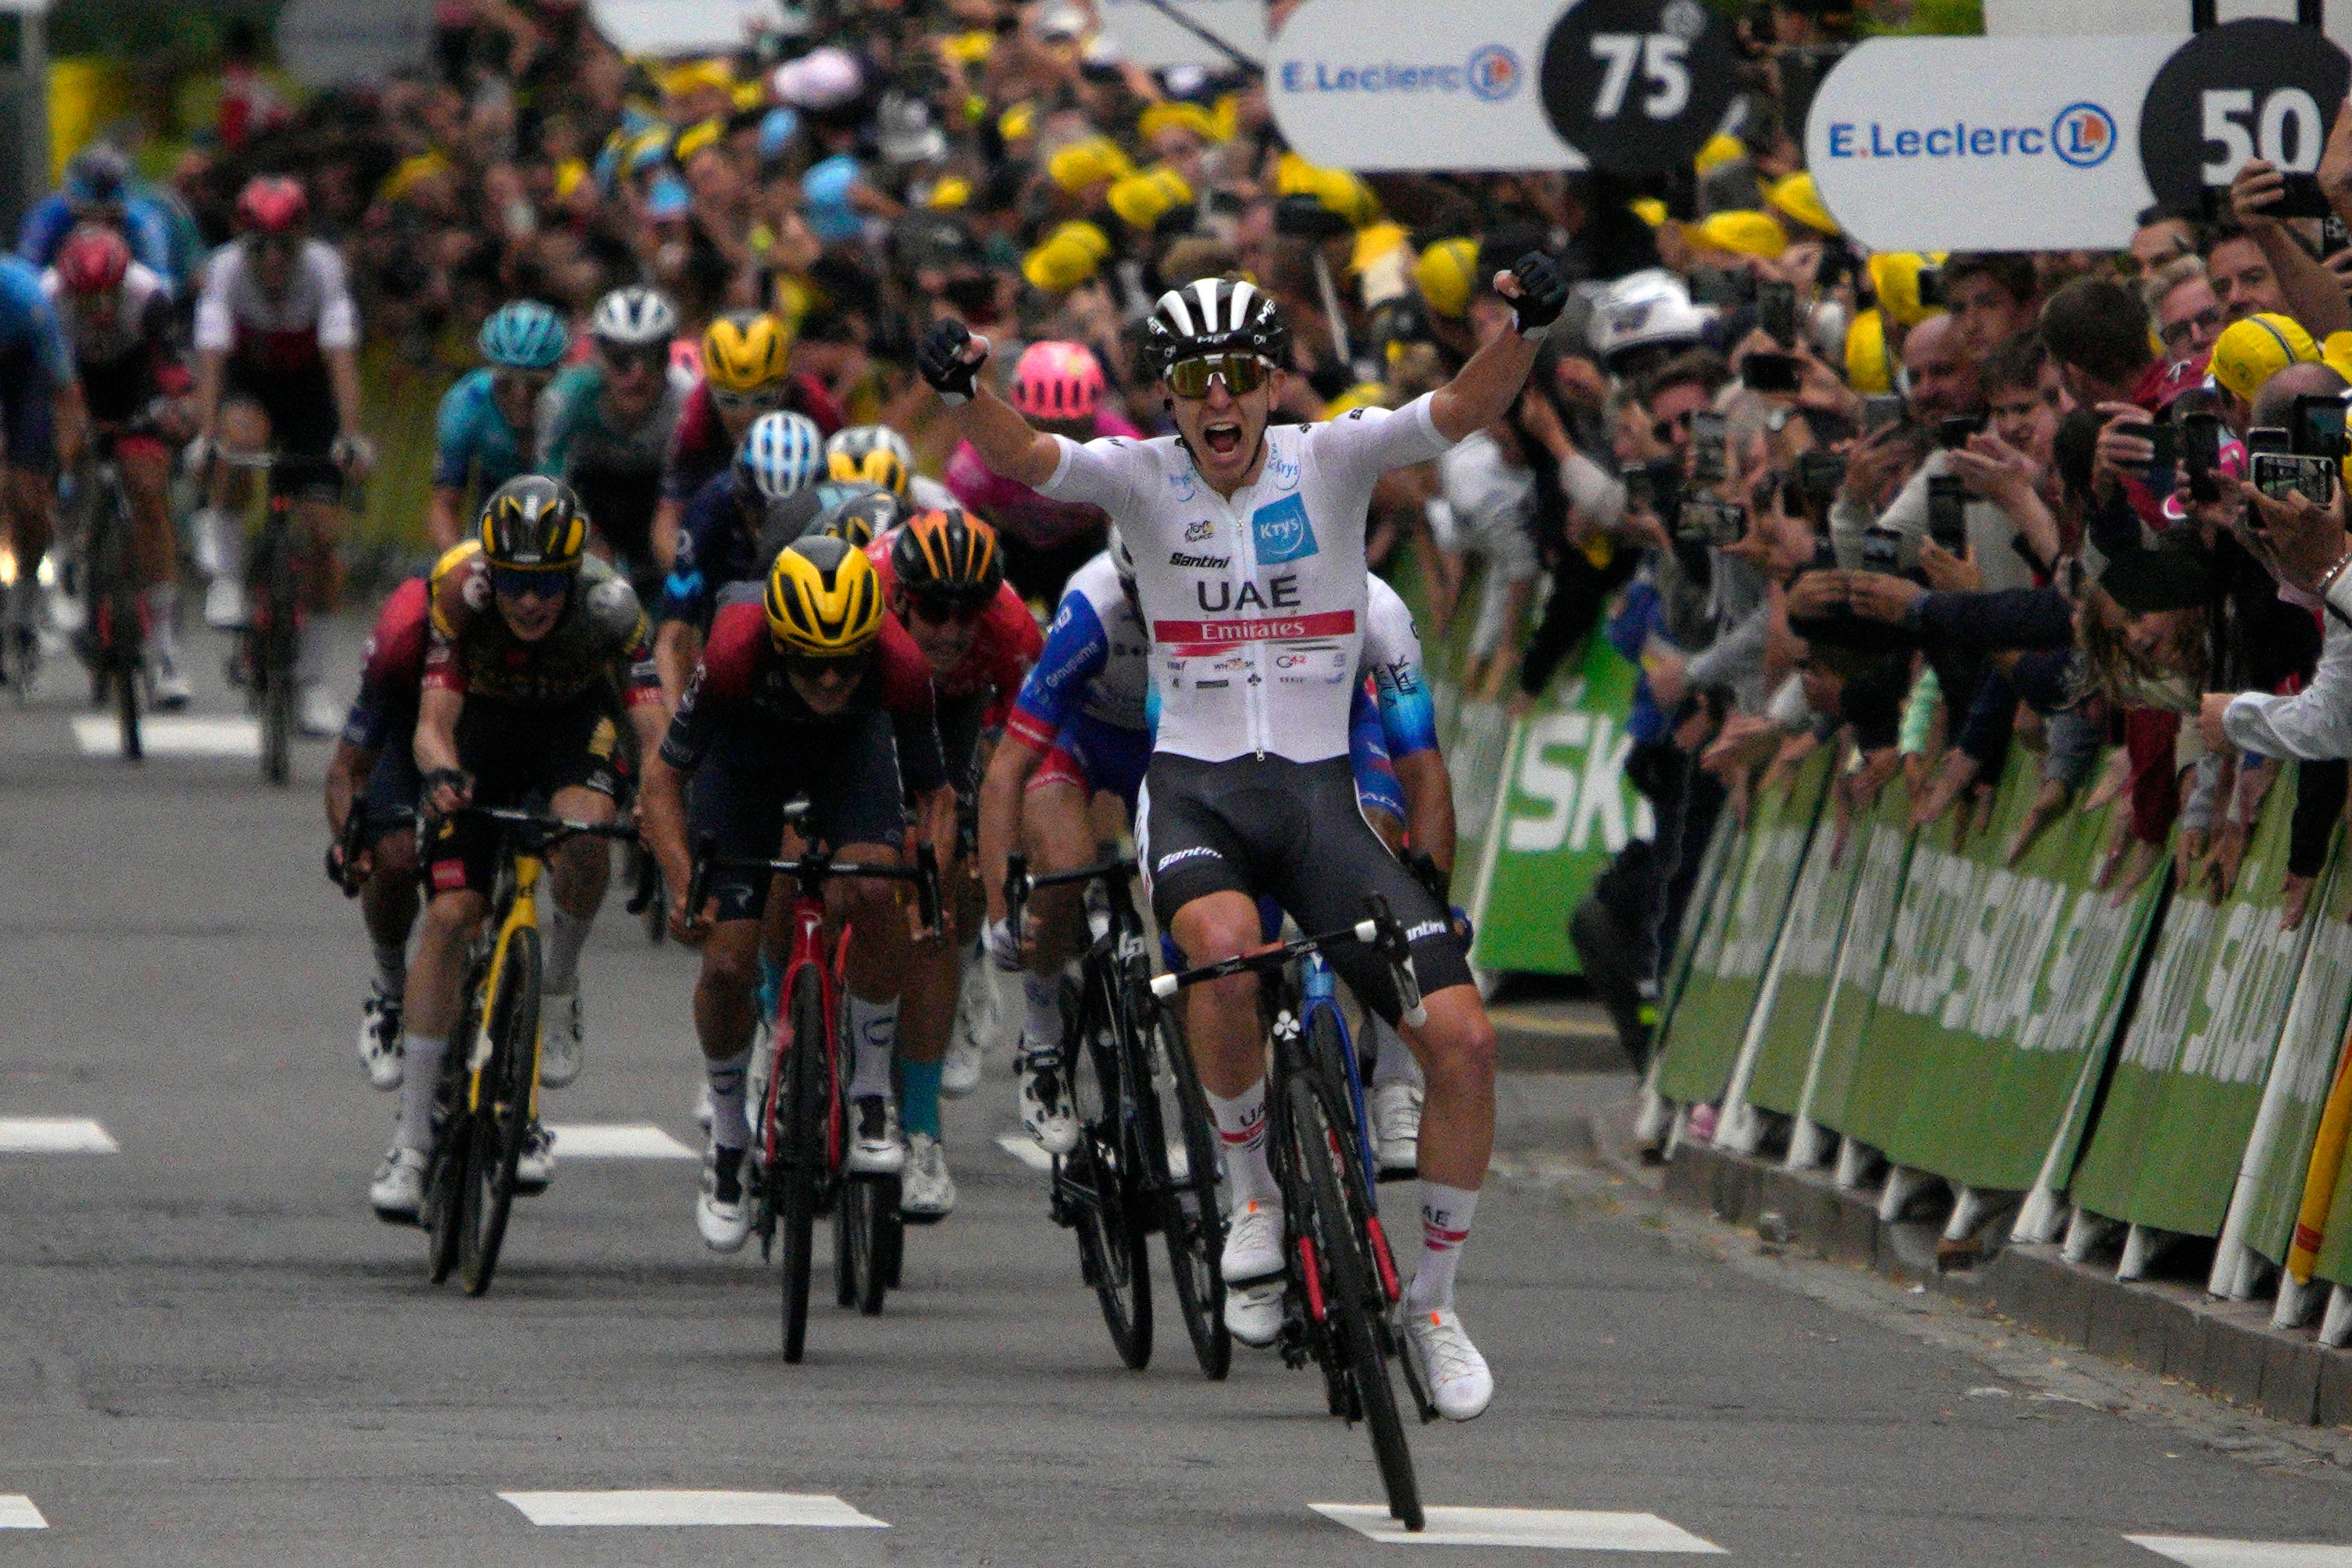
1300, 950, 1380, 1196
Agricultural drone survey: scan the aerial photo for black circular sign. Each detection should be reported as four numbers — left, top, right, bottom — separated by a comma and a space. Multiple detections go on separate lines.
1540, 0, 1741, 177
2140, 18, 2351, 218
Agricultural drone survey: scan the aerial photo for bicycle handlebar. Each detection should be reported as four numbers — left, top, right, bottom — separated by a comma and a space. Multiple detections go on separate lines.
1148, 896, 1426, 1028
685, 833, 945, 936
432, 804, 641, 854
1001, 852, 1137, 944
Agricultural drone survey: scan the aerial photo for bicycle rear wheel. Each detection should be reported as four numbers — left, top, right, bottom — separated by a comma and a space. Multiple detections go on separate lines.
1152, 1008, 1230, 1380
423, 989, 477, 1286
1288, 1072, 1422, 1532
779, 965, 825, 1362
256, 532, 296, 787
460, 926, 540, 1296
1065, 973, 1151, 1369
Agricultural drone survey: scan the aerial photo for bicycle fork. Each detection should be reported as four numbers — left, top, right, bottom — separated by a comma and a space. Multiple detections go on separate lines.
469, 856, 544, 1120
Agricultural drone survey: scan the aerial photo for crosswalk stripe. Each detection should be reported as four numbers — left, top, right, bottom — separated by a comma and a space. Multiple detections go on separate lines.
71, 716, 260, 758
2128, 1538, 2352, 1567
543, 1123, 695, 1160
0, 1118, 118, 1154
498, 1491, 887, 1527
995, 1133, 1052, 1171
1313, 1504, 1726, 1553
0, 1496, 46, 1528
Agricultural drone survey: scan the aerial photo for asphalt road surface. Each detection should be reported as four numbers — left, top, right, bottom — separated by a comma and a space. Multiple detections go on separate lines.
2, 613, 2348, 1567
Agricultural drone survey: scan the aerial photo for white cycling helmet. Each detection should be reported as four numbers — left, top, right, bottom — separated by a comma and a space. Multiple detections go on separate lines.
1586, 268, 1717, 371
590, 285, 679, 348
738, 410, 826, 500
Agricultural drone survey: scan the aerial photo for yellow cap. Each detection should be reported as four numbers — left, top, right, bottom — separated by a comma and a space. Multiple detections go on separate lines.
1211, 93, 1242, 142
998, 100, 1037, 143
1108, 163, 1194, 230
1276, 153, 1381, 229
1054, 219, 1111, 261
2323, 330, 2352, 383
1322, 382, 1389, 419
1048, 134, 1133, 193
1694, 133, 1746, 176
1766, 171, 1837, 236
1630, 197, 1669, 229
553, 158, 588, 204
659, 58, 735, 101
1022, 225, 1109, 293
732, 81, 766, 113
674, 117, 724, 163
380, 150, 451, 204
927, 175, 972, 211
1869, 252, 1945, 328
1140, 101, 1222, 145
1845, 308, 1892, 395
942, 30, 996, 64
1414, 237, 1479, 319
1691, 209, 1786, 261
1349, 221, 1408, 277
2211, 311, 2322, 402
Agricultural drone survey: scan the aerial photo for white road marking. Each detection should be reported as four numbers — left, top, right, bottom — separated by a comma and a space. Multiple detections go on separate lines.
543, 1123, 695, 1160
2129, 1538, 2352, 1567
1313, 1505, 1727, 1553
0, 1496, 46, 1528
71, 716, 260, 758
0, 1118, 118, 1154
499, 1491, 886, 1527
995, 1133, 1052, 1171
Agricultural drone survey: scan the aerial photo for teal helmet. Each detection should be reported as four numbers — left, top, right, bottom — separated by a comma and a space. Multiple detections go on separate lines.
479, 300, 571, 371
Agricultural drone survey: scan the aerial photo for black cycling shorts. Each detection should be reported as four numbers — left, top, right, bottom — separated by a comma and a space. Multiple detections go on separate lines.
935, 689, 992, 808
688, 709, 908, 923
361, 743, 422, 840
423, 697, 627, 898
1137, 752, 1473, 1023
224, 358, 340, 500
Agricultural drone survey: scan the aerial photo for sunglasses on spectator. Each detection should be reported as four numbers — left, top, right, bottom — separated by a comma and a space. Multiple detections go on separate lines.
1165, 353, 1268, 399
711, 385, 786, 413
490, 566, 569, 601
784, 648, 866, 683
2161, 305, 2225, 348
908, 595, 987, 626
602, 345, 668, 376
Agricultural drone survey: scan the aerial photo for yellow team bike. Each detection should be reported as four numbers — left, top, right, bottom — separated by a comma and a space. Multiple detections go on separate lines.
422, 805, 638, 1295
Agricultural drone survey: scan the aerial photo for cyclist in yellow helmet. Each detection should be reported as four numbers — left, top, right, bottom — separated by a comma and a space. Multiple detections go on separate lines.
640, 532, 958, 1252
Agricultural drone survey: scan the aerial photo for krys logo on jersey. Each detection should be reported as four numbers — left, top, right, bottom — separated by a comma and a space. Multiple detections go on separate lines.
1250, 493, 1319, 564
1820, 100, 2117, 169
1276, 42, 1523, 101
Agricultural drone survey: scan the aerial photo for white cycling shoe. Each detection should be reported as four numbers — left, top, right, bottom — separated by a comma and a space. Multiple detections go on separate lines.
902, 1132, 957, 1218
696, 1141, 750, 1252
1221, 1199, 1286, 1348
1402, 1305, 1494, 1421
539, 993, 584, 1087
1372, 1081, 1422, 1175
357, 985, 404, 1091
942, 1036, 982, 1098
848, 1094, 906, 1175
1018, 1048, 1079, 1155
516, 1121, 556, 1192
298, 681, 343, 739
369, 1147, 426, 1222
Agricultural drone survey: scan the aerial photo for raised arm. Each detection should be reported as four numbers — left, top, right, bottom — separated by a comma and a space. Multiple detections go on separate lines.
916, 319, 1063, 490
1426, 254, 1569, 445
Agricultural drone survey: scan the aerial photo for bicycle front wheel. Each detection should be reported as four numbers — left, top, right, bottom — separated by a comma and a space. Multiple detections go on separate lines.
1066, 973, 1151, 1369
779, 965, 826, 1362
1152, 1007, 1230, 1380
460, 926, 541, 1296
423, 1002, 475, 1286
1288, 1072, 1421, 1531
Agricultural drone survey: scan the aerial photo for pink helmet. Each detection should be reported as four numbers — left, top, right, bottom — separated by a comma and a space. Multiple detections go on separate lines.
1010, 340, 1105, 422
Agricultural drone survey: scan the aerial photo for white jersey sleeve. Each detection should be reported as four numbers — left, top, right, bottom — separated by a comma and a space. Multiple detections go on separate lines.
1300, 393, 1450, 480
193, 244, 238, 353
311, 243, 358, 351
1039, 432, 1158, 518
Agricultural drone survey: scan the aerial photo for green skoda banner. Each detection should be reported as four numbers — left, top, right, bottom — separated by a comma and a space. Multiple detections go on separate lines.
1461, 636, 1646, 976
1875, 756, 2160, 1193
2070, 776, 2314, 1238
1802, 776, 1917, 1141
2233, 839, 2352, 1273
1736, 750, 1863, 1119
1652, 763, 1830, 1107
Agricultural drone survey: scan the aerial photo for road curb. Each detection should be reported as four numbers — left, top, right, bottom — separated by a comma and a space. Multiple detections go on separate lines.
1599, 1113, 2352, 1430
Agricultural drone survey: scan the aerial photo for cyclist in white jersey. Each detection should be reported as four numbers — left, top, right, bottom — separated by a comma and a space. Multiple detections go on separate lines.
921, 256, 1565, 1422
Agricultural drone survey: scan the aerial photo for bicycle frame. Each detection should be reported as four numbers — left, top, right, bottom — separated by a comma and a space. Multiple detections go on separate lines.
464, 848, 546, 1120
1297, 952, 1381, 1201
760, 893, 851, 1178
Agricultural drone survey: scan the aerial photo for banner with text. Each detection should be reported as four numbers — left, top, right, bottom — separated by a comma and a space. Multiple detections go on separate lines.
2238, 837, 2352, 1273
1801, 775, 1917, 1141
1735, 750, 1864, 1119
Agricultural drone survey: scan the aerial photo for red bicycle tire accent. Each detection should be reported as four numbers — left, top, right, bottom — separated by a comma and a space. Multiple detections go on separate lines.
1298, 1235, 1326, 1323
1365, 1216, 1402, 1304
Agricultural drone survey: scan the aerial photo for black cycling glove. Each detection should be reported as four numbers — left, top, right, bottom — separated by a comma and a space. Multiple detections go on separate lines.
917, 319, 987, 406
1509, 251, 1569, 337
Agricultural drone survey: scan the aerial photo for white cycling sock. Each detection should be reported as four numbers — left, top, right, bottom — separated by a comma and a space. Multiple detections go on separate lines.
1365, 1013, 1423, 1089
705, 1048, 751, 1150
543, 905, 593, 997
372, 941, 407, 1001
847, 993, 899, 1100
142, 583, 179, 655
1019, 970, 1061, 1057
1205, 1080, 1278, 1207
1406, 1181, 1478, 1312
398, 1034, 447, 1153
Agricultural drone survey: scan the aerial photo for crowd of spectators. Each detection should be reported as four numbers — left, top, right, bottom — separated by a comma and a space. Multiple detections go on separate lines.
84, 0, 2352, 1079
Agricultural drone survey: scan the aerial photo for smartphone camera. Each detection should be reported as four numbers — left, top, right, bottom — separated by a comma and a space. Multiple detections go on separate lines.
1859, 524, 1904, 574
1926, 475, 1969, 553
